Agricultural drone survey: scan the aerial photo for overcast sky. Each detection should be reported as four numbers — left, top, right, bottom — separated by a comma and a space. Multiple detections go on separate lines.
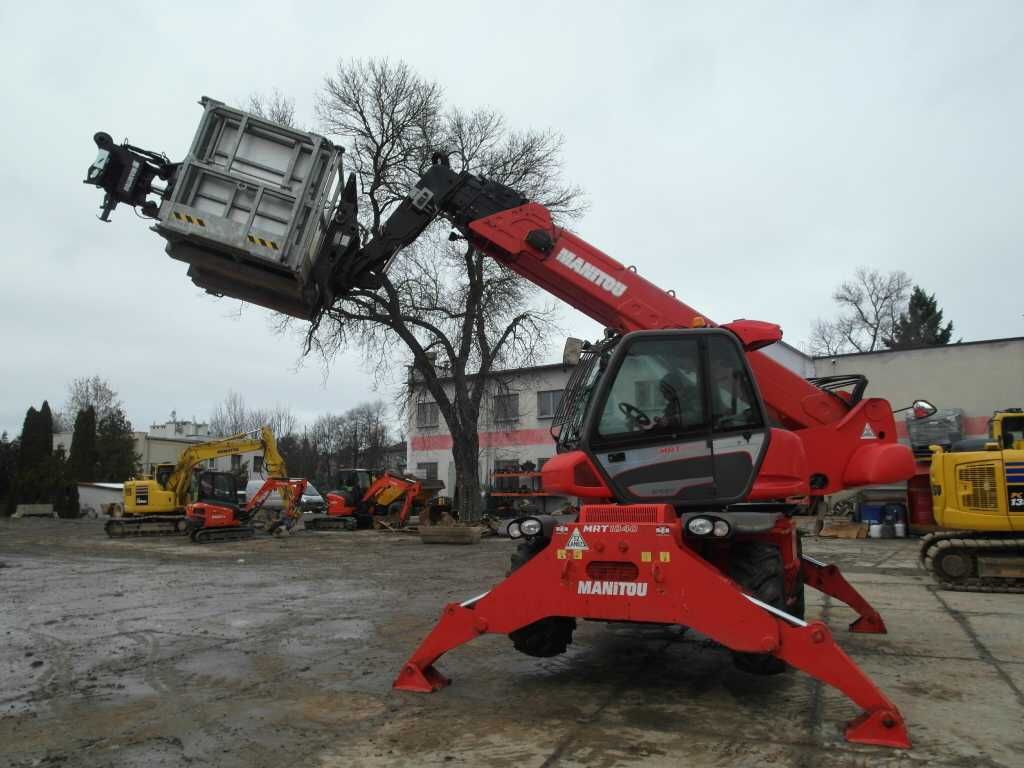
2, 1, 1021, 437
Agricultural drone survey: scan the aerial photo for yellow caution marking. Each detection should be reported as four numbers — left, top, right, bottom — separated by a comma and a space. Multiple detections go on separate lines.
573, 550, 583, 560
659, 551, 671, 563
173, 211, 206, 227
556, 549, 567, 560
247, 234, 280, 251
641, 551, 652, 562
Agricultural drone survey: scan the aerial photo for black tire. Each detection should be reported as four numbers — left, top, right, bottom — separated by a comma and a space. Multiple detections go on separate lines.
729, 541, 793, 676
507, 541, 576, 657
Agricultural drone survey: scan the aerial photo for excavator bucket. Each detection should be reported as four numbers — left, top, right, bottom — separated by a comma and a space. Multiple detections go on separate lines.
394, 505, 910, 749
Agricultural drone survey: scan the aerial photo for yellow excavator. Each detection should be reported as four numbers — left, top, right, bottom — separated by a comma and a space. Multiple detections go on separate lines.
107, 426, 288, 537
920, 409, 1024, 591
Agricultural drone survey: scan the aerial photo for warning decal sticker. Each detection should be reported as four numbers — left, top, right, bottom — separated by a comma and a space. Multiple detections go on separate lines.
565, 529, 589, 551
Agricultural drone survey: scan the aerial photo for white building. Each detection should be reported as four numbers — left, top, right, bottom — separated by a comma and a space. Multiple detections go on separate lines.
408, 362, 574, 513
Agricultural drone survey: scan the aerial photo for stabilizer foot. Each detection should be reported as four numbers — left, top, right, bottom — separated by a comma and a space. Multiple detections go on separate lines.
849, 613, 887, 634
393, 663, 450, 692
845, 708, 911, 749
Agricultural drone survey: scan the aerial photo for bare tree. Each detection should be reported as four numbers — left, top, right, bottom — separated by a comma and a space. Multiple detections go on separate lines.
808, 267, 912, 356
246, 89, 297, 127
209, 391, 297, 438
309, 59, 585, 520
61, 376, 122, 428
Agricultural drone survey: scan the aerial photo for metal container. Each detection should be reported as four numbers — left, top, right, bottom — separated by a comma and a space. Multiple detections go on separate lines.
155, 97, 346, 317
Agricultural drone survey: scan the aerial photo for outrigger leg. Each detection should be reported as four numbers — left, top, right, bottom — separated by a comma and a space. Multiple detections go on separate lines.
394, 528, 910, 749
801, 554, 887, 634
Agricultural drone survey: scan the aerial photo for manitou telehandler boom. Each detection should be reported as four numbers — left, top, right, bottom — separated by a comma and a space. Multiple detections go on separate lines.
85, 103, 928, 748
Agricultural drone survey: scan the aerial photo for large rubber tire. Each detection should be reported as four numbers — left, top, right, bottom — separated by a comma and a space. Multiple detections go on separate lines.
507, 541, 576, 658
729, 541, 794, 676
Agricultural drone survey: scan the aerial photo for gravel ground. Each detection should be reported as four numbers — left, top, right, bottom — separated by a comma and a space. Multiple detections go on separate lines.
1, 518, 1022, 768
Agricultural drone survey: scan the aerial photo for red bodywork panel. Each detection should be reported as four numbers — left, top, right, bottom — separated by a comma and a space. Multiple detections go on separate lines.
468, 204, 914, 496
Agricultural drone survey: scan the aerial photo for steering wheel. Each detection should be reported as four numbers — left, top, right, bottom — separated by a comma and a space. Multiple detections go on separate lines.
618, 401, 652, 429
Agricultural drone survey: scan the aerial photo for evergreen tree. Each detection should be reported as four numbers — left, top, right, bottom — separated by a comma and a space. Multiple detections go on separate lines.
12, 403, 55, 506
95, 408, 139, 481
885, 287, 955, 350
69, 406, 98, 483
49, 445, 79, 518
0, 432, 19, 515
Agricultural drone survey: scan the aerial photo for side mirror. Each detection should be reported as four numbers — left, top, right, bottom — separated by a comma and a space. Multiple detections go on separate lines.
562, 337, 585, 366
901, 399, 937, 419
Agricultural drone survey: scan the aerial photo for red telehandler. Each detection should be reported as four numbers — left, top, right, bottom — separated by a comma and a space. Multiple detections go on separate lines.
85, 121, 929, 747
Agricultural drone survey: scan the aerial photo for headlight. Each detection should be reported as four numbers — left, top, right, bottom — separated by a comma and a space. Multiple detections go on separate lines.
519, 517, 543, 537
687, 517, 714, 536
713, 519, 730, 537
508, 521, 522, 538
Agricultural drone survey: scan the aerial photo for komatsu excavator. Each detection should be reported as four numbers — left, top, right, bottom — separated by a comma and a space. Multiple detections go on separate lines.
84, 112, 932, 747
111, 426, 288, 537
921, 408, 1024, 591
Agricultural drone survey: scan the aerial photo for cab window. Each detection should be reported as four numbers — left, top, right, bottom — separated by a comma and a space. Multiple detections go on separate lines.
597, 337, 706, 439
707, 336, 763, 432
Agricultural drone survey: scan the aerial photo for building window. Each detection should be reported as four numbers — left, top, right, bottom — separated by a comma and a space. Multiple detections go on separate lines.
416, 462, 438, 481
416, 402, 439, 429
253, 455, 263, 474
536, 390, 563, 420
494, 393, 520, 423
231, 455, 241, 470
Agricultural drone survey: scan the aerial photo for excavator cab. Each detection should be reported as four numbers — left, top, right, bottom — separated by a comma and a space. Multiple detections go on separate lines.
195, 471, 240, 507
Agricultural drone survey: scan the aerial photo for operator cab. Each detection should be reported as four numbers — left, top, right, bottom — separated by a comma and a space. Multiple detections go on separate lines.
554, 328, 772, 509
193, 471, 240, 509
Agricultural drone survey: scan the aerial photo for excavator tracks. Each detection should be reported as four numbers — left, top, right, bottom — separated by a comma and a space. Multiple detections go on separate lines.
919, 531, 1024, 593
305, 516, 358, 532
105, 516, 186, 538
190, 526, 255, 544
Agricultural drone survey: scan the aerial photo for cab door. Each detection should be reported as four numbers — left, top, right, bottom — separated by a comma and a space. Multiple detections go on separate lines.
1002, 416, 1024, 530
581, 329, 768, 507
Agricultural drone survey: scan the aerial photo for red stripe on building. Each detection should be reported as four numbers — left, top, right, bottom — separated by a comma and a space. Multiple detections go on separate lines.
412, 428, 555, 452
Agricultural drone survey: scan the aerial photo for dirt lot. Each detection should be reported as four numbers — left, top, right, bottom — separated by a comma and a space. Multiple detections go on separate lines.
1, 518, 1022, 768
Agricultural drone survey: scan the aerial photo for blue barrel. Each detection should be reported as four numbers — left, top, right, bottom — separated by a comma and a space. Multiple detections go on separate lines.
858, 503, 885, 524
